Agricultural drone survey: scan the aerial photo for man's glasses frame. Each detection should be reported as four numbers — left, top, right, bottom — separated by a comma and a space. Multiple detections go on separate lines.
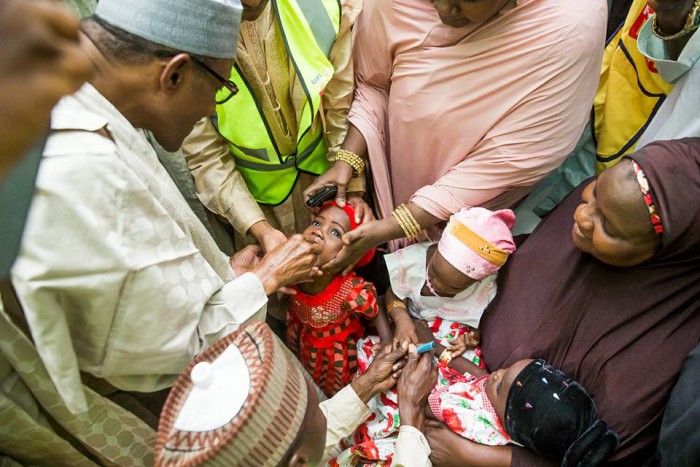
190, 55, 239, 105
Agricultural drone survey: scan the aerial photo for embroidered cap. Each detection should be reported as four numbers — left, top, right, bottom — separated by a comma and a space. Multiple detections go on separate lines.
438, 207, 516, 280
95, 0, 242, 59
155, 322, 308, 466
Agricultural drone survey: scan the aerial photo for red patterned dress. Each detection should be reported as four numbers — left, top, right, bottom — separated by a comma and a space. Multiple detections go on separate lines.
287, 272, 378, 396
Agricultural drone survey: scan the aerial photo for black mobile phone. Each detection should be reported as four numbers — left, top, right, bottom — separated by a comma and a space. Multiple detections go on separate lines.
306, 185, 338, 208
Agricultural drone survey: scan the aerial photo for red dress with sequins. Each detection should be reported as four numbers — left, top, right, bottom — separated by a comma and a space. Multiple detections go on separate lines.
287, 272, 378, 397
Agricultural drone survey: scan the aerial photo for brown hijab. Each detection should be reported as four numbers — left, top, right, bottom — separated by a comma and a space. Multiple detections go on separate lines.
480, 138, 700, 465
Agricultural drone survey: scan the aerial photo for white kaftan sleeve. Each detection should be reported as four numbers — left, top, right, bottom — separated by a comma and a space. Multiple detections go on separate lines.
393, 425, 432, 467
198, 272, 268, 349
320, 385, 371, 459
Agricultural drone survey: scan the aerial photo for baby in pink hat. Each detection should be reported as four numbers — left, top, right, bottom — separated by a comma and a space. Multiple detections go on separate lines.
331, 207, 518, 464
378, 207, 517, 364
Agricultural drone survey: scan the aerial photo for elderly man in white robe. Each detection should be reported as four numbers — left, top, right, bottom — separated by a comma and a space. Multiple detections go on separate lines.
1, 0, 324, 463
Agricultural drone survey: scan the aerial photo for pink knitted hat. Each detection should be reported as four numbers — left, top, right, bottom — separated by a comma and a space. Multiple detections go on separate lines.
437, 207, 517, 280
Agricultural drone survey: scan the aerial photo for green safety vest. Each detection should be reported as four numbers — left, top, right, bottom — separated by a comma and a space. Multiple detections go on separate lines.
216, 0, 340, 205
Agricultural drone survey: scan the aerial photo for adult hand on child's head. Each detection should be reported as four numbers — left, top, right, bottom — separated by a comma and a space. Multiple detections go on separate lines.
303, 161, 354, 208
346, 193, 375, 224
397, 344, 437, 430
251, 234, 323, 296
352, 341, 409, 403
233, 245, 301, 294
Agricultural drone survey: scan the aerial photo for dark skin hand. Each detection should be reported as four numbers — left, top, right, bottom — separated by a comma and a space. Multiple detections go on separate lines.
351, 341, 410, 403
385, 287, 419, 349
372, 307, 395, 352
648, 0, 697, 59
415, 319, 511, 465
323, 203, 441, 275
303, 125, 375, 224
0, 0, 93, 180
396, 344, 437, 430
414, 320, 487, 378
425, 419, 512, 467
306, 126, 440, 274
446, 328, 480, 357
232, 234, 323, 296
303, 125, 367, 208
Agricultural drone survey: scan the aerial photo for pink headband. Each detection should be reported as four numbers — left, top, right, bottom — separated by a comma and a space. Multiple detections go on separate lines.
437, 207, 516, 280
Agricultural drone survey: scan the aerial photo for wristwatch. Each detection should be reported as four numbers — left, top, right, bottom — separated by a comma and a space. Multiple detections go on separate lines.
651, 0, 700, 41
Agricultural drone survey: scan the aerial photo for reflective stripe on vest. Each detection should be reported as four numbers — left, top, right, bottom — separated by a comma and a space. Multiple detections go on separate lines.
593, 0, 674, 174
216, 0, 340, 205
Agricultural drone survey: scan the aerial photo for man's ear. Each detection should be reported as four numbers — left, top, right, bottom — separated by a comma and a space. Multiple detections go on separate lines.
159, 53, 190, 94
288, 451, 309, 467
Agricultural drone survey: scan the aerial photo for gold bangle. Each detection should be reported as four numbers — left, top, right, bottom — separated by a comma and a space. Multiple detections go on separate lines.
335, 149, 365, 178
387, 300, 407, 317
393, 205, 415, 238
398, 204, 420, 236
391, 210, 414, 239
392, 204, 421, 239
438, 349, 453, 366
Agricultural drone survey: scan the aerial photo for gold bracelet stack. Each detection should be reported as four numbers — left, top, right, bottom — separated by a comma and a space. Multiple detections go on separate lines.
392, 203, 421, 240
335, 149, 365, 178
387, 300, 407, 318
438, 349, 453, 366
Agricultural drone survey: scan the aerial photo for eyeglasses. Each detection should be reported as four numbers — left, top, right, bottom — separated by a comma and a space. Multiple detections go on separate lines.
190, 56, 239, 105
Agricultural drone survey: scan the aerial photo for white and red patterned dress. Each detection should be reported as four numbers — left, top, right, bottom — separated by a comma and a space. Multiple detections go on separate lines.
287, 272, 378, 397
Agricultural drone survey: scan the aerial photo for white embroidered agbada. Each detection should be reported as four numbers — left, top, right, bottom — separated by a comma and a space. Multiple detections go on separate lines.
10, 84, 268, 412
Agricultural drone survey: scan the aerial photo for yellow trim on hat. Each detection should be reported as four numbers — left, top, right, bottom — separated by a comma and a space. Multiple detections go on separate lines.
445, 219, 510, 267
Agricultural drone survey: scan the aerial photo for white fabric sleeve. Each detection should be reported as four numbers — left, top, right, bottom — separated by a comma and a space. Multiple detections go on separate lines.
393, 425, 432, 467
320, 385, 371, 457
198, 272, 268, 349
